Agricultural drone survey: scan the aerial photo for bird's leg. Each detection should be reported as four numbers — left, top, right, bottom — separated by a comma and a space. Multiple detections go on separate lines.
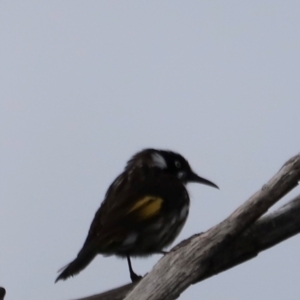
126, 255, 142, 282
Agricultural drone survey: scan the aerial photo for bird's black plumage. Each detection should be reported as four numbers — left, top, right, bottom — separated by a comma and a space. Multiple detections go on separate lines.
55, 149, 218, 282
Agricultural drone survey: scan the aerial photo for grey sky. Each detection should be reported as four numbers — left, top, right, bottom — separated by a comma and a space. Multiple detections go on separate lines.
1, 1, 300, 300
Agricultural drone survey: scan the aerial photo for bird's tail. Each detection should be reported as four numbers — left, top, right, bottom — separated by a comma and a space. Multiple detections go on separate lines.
55, 247, 97, 283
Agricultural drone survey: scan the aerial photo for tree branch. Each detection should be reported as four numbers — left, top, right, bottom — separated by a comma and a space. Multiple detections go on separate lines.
74, 154, 300, 300
74, 194, 300, 300
194, 193, 300, 283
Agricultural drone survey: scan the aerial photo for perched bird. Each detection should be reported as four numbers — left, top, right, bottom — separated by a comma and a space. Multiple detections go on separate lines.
55, 148, 218, 283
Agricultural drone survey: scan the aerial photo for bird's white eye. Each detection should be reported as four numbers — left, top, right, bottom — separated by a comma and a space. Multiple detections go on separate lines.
175, 161, 181, 168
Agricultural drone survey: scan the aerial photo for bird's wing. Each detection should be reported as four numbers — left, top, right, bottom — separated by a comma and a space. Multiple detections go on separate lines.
81, 168, 177, 250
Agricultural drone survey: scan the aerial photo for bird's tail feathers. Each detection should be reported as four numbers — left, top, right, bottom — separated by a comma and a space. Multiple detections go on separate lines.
55, 247, 97, 283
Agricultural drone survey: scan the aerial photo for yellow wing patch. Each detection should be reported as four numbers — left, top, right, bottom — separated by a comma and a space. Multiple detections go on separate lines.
129, 196, 163, 219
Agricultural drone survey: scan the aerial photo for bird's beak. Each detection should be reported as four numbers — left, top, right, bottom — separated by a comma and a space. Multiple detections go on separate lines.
188, 171, 219, 189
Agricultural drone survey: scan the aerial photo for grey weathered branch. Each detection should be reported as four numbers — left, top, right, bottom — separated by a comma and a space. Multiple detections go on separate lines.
74, 194, 300, 300
74, 153, 300, 300
194, 193, 300, 283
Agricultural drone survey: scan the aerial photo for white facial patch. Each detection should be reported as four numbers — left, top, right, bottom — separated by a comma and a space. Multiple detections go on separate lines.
151, 153, 167, 169
177, 171, 186, 179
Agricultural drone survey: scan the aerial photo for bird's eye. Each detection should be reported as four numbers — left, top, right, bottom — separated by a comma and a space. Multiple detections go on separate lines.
175, 161, 181, 168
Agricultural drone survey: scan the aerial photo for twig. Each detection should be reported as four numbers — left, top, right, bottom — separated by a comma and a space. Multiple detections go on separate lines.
0, 287, 6, 300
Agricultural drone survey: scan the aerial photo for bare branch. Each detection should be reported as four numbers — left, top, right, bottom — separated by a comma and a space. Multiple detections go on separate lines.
73, 282, 138, 300
195, 193, 300, 283
74, 194, 300, 300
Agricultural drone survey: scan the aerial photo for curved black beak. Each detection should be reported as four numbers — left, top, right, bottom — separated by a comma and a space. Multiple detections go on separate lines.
188, 171, 219, 189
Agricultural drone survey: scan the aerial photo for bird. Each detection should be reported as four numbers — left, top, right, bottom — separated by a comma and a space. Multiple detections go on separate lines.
55, 148, 218, 283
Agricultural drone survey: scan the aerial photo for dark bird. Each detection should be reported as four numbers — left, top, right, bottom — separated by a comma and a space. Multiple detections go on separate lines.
55, 148, 218, 283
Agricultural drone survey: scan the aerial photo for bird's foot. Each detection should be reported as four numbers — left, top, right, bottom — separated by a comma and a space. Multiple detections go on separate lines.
130, 271, 143, 282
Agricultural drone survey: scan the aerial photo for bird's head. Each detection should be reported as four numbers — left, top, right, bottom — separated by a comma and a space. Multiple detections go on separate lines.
127, 148, 218, 189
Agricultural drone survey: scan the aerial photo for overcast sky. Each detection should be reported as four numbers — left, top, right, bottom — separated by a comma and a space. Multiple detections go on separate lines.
1, 2, 300, 300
